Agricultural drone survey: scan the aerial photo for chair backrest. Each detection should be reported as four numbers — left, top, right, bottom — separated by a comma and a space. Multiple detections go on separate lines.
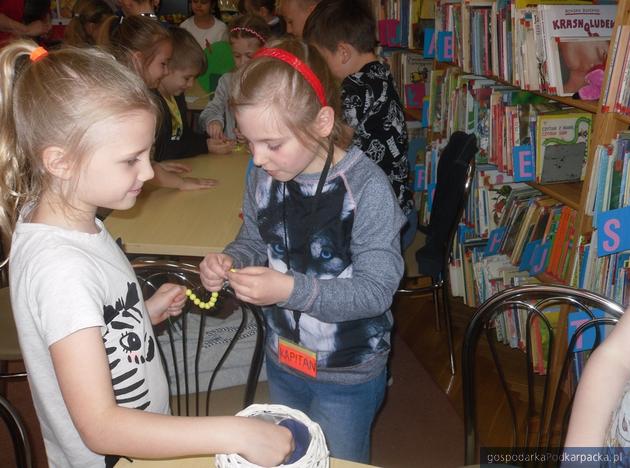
0, 394, 32, 468
416, 132, 477, 279
462, 284, 624, 464
130, 258, 265, 417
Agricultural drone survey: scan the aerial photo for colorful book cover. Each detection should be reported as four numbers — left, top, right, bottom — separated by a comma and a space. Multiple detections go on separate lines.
535, 111, 592, 184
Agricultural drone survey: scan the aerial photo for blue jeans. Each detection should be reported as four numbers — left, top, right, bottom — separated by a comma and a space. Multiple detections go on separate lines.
266, 358, 387, 464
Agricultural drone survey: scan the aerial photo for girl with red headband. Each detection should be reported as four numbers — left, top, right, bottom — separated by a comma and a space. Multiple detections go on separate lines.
200, 13, 270, 148
200, 38, 406, 463
1, 41, 292, 467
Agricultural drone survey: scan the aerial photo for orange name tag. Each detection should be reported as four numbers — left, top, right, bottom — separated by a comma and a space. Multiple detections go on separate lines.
278, 338, 317, 378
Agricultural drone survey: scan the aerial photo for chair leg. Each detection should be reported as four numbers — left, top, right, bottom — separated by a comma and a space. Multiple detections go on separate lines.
432, 287, 441, 331
244, 305, 266, 408
0, 361, 7, 398
442, 280, 455, 375
0, 394, 32, 468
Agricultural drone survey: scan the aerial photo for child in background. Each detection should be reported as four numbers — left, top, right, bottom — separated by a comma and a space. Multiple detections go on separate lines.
200, 14, 269, 143
103, 15, 217, 189
154, 27, 232, 161
280, 0, 319, 38
180, 0, 227, 49
64, 0, 114, 46
303, 0, 416, 249
243, 0, 285, 38
1, 40, 292, 468
199, 38, 405, 463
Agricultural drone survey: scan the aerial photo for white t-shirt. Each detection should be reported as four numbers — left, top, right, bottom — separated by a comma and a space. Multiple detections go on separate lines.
179, 16, 228, 49
9, 214, 170, 468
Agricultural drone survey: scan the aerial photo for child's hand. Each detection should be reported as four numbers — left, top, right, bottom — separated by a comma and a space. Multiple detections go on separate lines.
236, 418, 294, 467
207, 138, 236, 154
200, 253, 234, 291
145, 283, 186, 325
178, 176, 219, 191
227, 267, 294, 306
159, 161, 191, 174
207, 121, 225, 140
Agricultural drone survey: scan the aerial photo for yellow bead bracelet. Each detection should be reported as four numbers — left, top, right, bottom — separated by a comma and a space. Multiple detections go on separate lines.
186, 289, 219, 309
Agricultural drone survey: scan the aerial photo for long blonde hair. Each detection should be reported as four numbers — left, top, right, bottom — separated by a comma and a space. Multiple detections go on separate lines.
0, 41, 158, 252
230, 37, 352, 153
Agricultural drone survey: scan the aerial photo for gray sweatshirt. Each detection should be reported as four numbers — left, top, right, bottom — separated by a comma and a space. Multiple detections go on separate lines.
199, 72, 236, 139
224, 146, 405, 384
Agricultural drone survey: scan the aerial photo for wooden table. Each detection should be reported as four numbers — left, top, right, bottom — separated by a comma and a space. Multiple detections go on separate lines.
116, 455, 379, 467
104, 151, 250, 257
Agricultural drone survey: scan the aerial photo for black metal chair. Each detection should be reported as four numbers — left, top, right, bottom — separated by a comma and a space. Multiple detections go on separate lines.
462, 284, 624, 465
131, 258, 266, 416
0, 393, 32, 468
397, 132, 478, 375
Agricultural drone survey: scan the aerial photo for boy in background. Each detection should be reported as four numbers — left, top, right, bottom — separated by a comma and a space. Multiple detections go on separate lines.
303, 0, 416, 248
155, 26, 233, 161
279, 0, 319, 37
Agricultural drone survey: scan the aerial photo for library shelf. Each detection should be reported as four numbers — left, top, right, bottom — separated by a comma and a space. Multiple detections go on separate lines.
526, 182, 582, 211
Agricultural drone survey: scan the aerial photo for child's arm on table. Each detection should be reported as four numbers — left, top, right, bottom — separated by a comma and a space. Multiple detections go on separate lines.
200, 74, 230, 138
49, 329, 293, 466
207, 138, 236, 154
151, 162, 218, 190
565, 309, 630, 446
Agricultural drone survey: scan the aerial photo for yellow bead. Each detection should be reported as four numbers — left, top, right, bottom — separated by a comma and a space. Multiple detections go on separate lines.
190, 293, 197, 301
186, 289, 192, 296
209, 297, 217, 304
211, 291, 219, 298
194, 298, 200, 305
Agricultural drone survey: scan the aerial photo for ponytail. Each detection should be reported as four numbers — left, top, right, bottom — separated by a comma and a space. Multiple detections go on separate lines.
0, 41, 37, 254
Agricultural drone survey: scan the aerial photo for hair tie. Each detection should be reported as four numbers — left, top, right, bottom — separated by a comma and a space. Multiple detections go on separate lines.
253, 48, 327, 107
30, 46, 48, 63
230, 26, 266, 44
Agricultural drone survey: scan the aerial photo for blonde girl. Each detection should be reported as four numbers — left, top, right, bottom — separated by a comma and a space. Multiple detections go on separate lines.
199, 38, 405, 463
0, 40, 291, 467
200, 13, 270, 145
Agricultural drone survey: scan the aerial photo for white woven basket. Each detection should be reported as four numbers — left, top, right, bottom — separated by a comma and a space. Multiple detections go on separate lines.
215, 404, 329, 468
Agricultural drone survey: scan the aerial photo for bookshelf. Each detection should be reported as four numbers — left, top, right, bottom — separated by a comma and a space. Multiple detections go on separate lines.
380, 0, 630, 437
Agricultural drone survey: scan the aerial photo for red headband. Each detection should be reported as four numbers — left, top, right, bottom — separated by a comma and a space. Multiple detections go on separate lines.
253, 48, 327, 107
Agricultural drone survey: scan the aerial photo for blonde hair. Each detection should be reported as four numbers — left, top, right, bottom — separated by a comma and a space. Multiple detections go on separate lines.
0, 41, 158, 249
230, 38, 351, 153
64, 0, 114, 46
102, 15, 171, 81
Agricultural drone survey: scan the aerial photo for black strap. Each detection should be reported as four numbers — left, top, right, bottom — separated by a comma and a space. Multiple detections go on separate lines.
285, 141, 335, 343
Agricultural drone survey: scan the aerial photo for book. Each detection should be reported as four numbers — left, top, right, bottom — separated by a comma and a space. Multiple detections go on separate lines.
535, 110, 592, 184
536, 4, 616, 96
